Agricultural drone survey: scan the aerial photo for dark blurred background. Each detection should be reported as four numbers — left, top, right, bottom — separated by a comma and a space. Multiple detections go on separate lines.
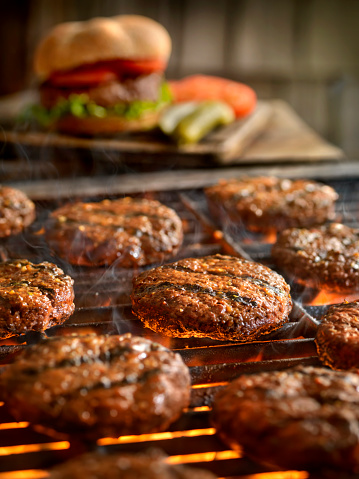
1, 0, 359, 158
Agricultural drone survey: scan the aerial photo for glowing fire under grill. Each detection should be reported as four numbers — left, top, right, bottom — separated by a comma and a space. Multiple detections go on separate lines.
0, 179, 357, 478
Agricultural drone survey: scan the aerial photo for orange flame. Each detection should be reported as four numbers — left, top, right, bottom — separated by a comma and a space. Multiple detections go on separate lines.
0, 422, 29, 430
246, 351, 264, 362
308, 289, 359, 306
191, 382, 228, 389
97, 428, 216, 446
0, 337, 25, 346
239, 472, 309, 479
0, 441, 70, 456
184, 406, 211, 412
242, 230, 277, 244
166, 449, 242, 464
0, 471, 49, 479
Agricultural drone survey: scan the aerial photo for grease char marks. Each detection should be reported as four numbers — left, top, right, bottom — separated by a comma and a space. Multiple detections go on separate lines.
0, 259, 74, 339
212, 365, 359, 472
131, 254, 292, 341
0, 334, 191, 440
45, 197, 183, 267
315, 300, 359, 370
272, 223, 359, 291
205, 176, 338, 233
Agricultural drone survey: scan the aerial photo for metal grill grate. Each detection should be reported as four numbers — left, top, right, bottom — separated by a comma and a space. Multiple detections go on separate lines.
0, 180, 355, 478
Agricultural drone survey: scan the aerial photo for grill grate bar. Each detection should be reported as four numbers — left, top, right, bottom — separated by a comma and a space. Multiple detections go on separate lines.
189, 356, 321, 386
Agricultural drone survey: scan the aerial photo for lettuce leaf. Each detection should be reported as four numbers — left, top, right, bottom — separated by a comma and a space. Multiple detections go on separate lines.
21, 82, 172, 127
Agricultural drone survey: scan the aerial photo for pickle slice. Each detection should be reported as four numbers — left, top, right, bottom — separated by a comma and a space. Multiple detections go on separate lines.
174, 101, 235, 144
159, 101, 199, 135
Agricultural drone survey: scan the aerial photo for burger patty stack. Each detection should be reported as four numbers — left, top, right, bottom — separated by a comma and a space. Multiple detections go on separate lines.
33, 15, 172, 135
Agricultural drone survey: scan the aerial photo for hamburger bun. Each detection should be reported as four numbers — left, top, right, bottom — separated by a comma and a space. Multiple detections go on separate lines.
55, 109, 163, 135
32, 15, 172, 136
34, 15, 172, 80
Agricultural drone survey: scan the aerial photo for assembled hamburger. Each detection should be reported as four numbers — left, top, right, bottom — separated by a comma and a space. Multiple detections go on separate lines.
32, 15, 172, 135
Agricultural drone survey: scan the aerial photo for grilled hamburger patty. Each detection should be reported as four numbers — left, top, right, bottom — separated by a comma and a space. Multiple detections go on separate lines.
0, 334, 191, 439
315, 300, 359, 371
40, 73, 164, 109
205, 176, 338, 233
0, 186, 36, 237
0, 259, 74, 339
49, 450, 216, 479
131, 254, 292, 341
271, 223, 359, 291
45, 197, 183, 267
212, 365, 359, 472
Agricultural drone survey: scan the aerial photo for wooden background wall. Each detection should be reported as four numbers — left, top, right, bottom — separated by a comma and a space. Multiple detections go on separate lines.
1, 0, 359, 159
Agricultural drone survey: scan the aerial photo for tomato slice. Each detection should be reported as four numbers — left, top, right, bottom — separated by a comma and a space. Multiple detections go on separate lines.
49, 59, 166, 87
49, 69, 117, 87
169, 75, 257, 118
116, 59, 166, 75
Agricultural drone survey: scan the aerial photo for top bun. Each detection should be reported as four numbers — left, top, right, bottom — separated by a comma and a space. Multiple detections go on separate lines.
34, 15, 172, 81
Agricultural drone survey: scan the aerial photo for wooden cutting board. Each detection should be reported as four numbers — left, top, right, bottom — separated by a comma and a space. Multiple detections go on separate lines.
0, 93, 344, 165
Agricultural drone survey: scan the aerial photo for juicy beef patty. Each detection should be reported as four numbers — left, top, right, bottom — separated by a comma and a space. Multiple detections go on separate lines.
0, 259, 74, 339
49, 450, 217, 479
131, 254, 292, 341
271, 223, 359, 291
40, 73, 163, 109
205, 176, 338, 234
315, 300, 359, 371
0, 186, 36, 238
212, 365, 359, 472
45, 197, 183, 267
0, 334, 191, 440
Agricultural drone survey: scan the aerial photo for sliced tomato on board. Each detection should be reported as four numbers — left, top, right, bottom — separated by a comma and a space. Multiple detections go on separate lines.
169, 75, 257, 118
49, 59, 166, 87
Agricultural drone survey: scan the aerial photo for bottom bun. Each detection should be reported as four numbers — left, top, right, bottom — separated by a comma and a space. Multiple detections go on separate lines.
55, 110, 162, 136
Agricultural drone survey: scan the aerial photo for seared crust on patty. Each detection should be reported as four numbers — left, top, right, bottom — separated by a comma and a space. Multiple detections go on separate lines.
205, 176, 338, 233
0, 259, 74, 339
271, 223, 359, 291
0, 186, 36, 238
131, 254, 292, 341
0, 334, 191, 439
315, 300, 359, 370
49, 450, 216, 479
211, 365, 359, 472
45, 197, 183, 267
